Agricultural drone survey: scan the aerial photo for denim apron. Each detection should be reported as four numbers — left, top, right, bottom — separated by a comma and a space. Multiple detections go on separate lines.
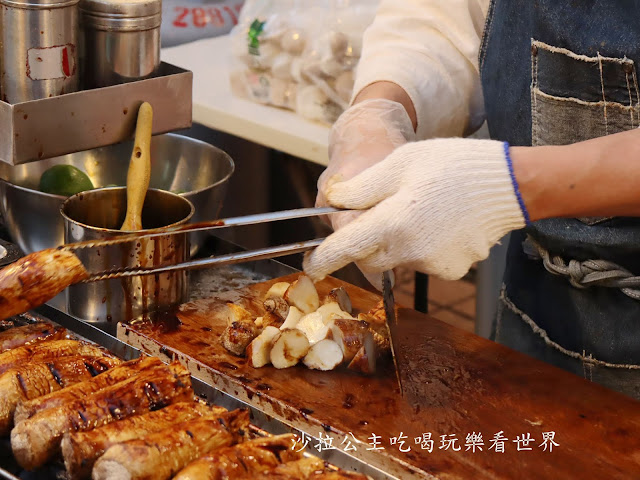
480, 0, 640, 399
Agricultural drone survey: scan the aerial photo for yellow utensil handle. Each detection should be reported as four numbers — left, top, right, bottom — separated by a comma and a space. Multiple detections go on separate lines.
121, 102, 153, 231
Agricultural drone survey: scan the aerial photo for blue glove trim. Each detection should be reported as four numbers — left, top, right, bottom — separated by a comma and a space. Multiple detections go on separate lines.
503, 141, 531, 225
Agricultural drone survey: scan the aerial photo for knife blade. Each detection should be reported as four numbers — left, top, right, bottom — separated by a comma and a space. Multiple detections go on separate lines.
382, 270, 404, 396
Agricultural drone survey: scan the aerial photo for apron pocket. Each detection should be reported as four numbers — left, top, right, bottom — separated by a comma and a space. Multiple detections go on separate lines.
530, 40, 640, 225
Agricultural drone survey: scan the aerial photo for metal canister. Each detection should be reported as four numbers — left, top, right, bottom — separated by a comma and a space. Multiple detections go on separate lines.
0, 0, 79, 103
80, 0, 161, 89
61, 187, 193, 333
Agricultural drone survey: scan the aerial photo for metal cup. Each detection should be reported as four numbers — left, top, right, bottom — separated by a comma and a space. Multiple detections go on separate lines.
61, 187, 194, 332
0, 0, 79, 103
79, 0, 161, 88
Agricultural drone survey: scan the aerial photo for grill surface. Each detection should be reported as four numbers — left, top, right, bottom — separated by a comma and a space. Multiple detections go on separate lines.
0, 236, 389, 480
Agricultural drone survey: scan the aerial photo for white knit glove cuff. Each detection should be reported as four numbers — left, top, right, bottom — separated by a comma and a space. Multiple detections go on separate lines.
305, 138, 528, 281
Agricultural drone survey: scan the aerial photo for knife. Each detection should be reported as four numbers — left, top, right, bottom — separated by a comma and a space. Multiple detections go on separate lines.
382, 270, 404, 396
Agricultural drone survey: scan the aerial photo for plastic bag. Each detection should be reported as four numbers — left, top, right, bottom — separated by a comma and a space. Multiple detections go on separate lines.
229, 0, 378, 124
162, 0, 245, 48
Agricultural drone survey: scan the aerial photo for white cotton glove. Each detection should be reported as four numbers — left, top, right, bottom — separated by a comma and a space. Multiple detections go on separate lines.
304, 138, 529, 282
316, 98, 415, 288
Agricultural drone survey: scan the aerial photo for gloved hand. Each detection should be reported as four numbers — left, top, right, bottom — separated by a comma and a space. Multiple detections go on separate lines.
317, 97, 416, 229
304, 138, 529, 281
316, 98, 415, 288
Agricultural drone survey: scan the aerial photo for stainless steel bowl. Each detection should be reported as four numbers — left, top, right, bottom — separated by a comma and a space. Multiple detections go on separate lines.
0, 133, 234, 255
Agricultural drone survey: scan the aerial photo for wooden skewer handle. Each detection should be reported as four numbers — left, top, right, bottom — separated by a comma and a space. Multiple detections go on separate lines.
121, 102, 153, 231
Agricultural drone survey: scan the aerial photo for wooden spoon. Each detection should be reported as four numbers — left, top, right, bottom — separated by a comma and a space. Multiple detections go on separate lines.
121, 102, 153, 231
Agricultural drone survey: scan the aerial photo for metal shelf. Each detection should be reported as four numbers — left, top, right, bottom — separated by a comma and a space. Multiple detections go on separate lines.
0, 62, 192, 165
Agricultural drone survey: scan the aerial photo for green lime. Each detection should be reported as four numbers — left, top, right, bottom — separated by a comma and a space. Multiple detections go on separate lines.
39, 165, 94, 196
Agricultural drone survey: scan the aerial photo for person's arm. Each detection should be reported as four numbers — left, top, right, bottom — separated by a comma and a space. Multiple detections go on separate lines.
513, 128, 640, 220
312, 0, 490, 287
304, 129, 640, 283
352, 81, 417, 131
352, 0, 490, 138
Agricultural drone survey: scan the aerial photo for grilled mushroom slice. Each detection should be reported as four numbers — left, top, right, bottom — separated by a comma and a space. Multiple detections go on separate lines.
303, 339, 344, 371
222, 320, 259, 357
280, 306, 304, 330
296, 312, 331, 346
347, 340, 377, 375
264, 281, 291, 300
329, 319, 373, 364
324, 286, 353, 315
264, 296, 290, 321
262, 311, 285, 329
247, 326, 280, 368
270, 329, 310, 369
284, 275, 320, 314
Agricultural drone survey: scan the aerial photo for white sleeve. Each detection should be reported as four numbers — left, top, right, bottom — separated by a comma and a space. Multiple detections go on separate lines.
352, 0, 491, 139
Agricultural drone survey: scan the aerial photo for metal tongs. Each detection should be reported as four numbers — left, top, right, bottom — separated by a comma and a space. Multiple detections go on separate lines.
64, 205, 408, 397
63, 207, 343, 282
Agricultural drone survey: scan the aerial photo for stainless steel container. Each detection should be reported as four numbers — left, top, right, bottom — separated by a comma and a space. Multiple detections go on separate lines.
0, 0, 79, 103
61, 187, 194, 332
0, 133, 234, 255
80, 0, 161, 88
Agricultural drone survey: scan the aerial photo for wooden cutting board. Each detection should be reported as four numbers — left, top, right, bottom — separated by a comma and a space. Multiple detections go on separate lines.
117, 274, 640, 479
